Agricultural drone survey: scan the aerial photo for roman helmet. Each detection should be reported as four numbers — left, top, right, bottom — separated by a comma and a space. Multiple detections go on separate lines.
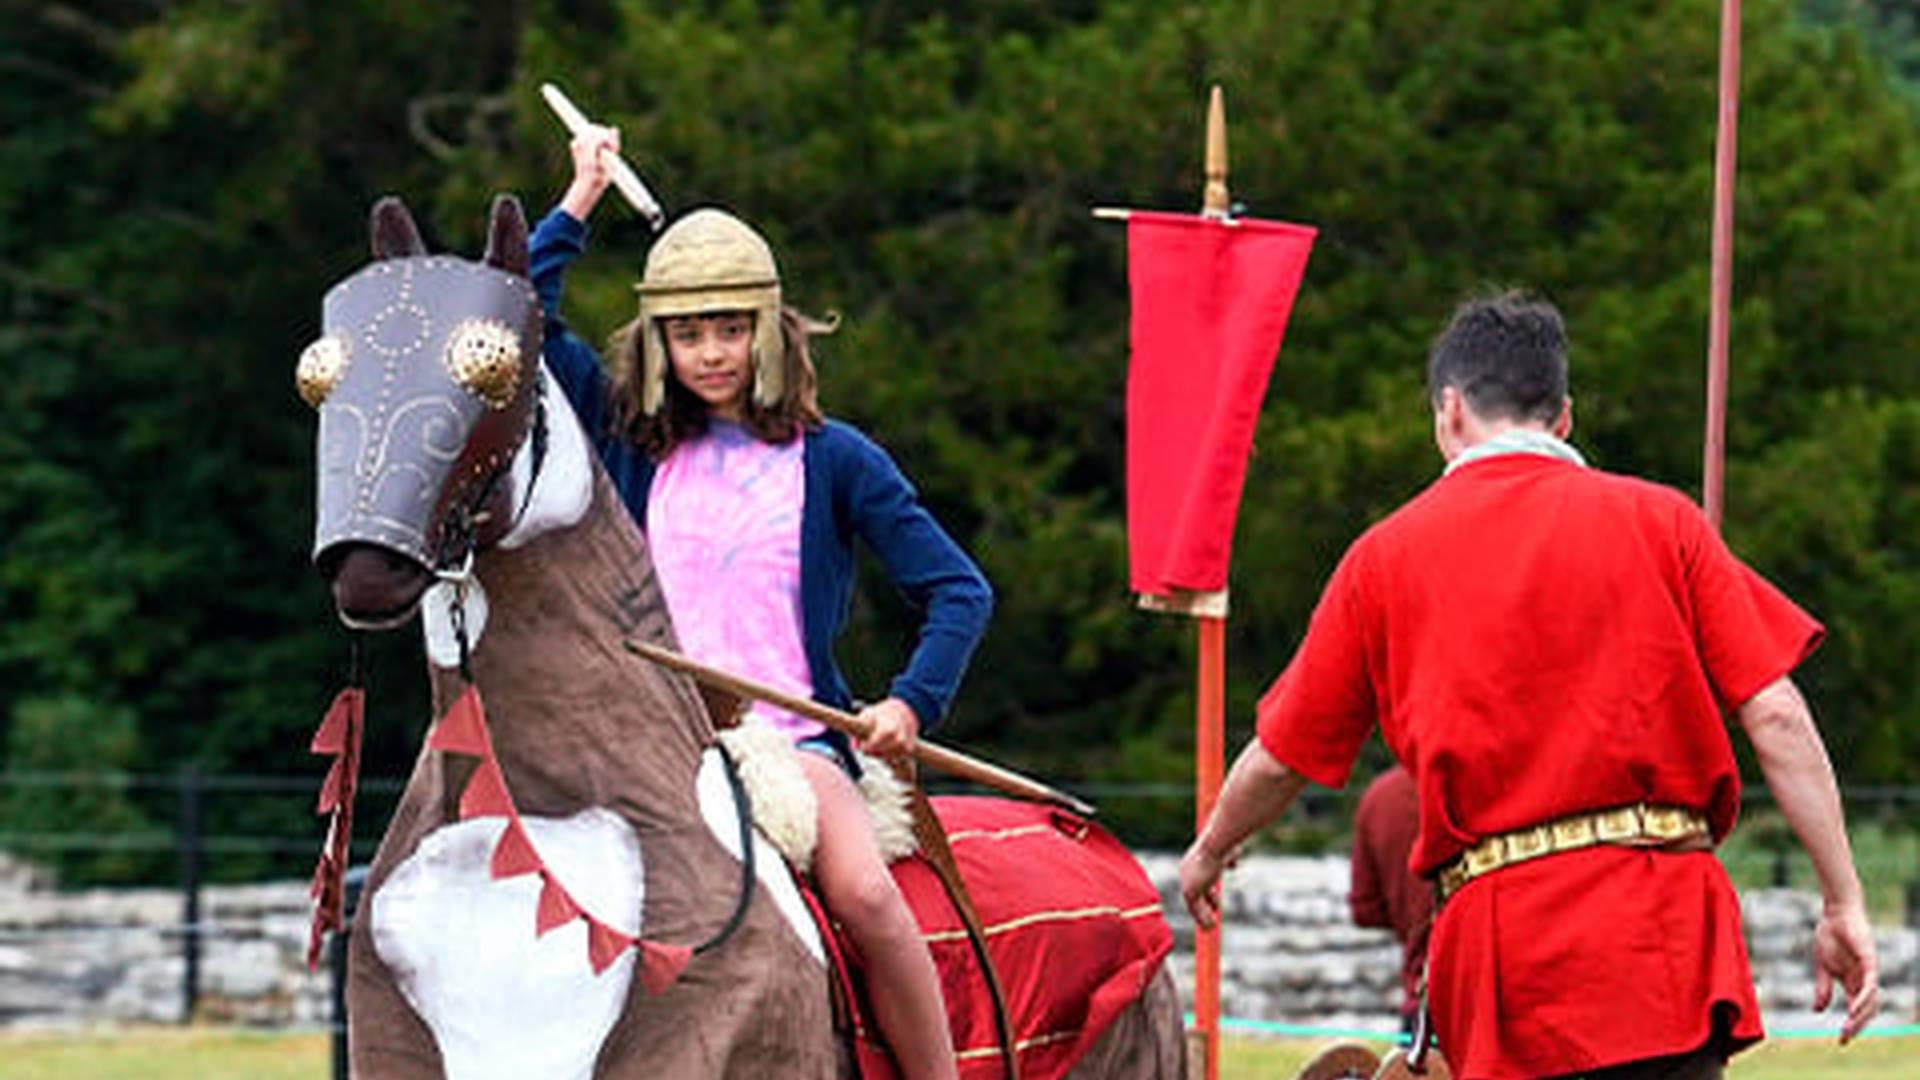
634, 208, 783, 415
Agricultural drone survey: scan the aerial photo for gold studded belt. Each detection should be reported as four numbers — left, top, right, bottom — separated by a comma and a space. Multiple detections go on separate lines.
1435, 802, 1710, 902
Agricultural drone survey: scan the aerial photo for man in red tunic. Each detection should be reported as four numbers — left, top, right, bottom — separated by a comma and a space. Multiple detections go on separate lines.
1349, 764, 1433, 1035
1179, 294, 1880, 1078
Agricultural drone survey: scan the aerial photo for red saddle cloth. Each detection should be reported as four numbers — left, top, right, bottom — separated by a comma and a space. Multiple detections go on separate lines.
811, 796, 1172, 1080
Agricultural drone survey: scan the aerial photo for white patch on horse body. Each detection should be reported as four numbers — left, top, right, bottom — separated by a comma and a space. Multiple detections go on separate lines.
421, 578, 489, 669
696, 747, 826, 966
500, 365, 592, 550
371, 809, 642, 1080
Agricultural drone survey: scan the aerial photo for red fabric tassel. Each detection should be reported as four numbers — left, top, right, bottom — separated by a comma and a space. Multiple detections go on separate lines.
459, 759, 515, 819
427, 685, 490, 756
308, 857, 329, 900
586, 917, 635, 975
639, 941, 693, 994
535, 872, 582, 936
306, 685, 365, 973
314, 757, 346, 814
310, 688, 361, 754
305, 915, 329, 972
489, 818, 542, 879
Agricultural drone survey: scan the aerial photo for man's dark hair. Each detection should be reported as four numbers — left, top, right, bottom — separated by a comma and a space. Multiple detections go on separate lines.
1426, 292, 1569, 423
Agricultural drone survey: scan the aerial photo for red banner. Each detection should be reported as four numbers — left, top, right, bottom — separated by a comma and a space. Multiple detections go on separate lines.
1125, 210, 1315, 597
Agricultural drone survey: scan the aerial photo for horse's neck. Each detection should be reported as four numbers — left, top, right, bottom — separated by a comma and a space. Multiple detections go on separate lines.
497, 365, 597, 554
424, 366, 713, 818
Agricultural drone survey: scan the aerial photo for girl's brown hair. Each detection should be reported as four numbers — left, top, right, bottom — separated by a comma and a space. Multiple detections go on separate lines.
607, 306, 833, 460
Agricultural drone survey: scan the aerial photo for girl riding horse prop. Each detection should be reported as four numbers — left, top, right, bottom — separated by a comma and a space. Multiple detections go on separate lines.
300, 194, 1184, 1079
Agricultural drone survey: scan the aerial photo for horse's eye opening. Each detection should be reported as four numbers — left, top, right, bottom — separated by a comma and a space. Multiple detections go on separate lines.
297, 335, 352, 407
445, 318, 523, 410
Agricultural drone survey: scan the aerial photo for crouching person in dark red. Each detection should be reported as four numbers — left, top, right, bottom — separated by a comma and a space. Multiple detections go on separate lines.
1349, 763, 1433, 1039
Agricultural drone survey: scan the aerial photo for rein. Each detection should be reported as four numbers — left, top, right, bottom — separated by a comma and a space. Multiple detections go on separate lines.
698, 739, 758, 956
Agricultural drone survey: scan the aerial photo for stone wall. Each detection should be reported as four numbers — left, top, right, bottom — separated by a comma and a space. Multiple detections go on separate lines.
0, 854, 331, 1029
0, 852, 1912, 1033
1135, 853, 1920, 1035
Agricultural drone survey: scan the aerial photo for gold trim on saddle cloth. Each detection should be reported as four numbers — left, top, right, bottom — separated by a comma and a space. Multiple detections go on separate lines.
1435, 802, 1709, 902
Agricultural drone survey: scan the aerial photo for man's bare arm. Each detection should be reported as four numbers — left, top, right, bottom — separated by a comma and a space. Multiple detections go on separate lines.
1179, 739, 1309, 929
1738, 676, 1880, 1043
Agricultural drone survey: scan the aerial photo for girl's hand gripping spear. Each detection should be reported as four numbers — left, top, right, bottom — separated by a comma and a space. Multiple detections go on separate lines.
540, 82, 666, 231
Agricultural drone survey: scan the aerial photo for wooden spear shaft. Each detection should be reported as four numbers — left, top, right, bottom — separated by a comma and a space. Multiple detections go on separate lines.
622, 637, 1096, 816
1703, 0, 1741, 530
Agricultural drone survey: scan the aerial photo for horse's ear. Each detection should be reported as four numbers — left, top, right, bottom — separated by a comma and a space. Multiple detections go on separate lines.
483, 195, 529, 277
370, 196, 427, 260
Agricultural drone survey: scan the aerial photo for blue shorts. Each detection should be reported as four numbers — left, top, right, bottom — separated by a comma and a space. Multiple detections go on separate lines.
794, 730, 861, 779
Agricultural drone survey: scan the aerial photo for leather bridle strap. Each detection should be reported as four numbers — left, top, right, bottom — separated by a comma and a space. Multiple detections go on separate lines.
432, 376, 549, 583
899, 767, 1022, 1080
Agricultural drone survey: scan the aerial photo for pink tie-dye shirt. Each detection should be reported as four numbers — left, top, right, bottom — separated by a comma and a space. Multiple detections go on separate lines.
647, 420, 822, 740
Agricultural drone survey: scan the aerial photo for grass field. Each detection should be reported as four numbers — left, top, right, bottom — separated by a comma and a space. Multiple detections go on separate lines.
1219, 1034, 1918, 1079
1, 1027, 1914, 1078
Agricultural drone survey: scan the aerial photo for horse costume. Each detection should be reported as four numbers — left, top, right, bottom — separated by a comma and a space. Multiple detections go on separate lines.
301, 195, 1184, 1078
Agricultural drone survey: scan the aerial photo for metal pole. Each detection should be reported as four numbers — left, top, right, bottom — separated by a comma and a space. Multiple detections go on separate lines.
331, 866, 367, 1080
177, 767, 204, 1024
1703, 0, 1742, 528
1908, 878, 1919, 1017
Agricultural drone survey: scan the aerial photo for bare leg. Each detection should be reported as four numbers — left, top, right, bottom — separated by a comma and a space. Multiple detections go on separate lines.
799, 753, 958, 1080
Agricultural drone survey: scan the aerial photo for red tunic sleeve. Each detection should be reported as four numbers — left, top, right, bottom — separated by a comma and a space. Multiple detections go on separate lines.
1255, 544, 1379, 789
1680, 507, 1824, 711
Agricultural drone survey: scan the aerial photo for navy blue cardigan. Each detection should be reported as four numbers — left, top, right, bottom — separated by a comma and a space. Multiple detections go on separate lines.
529, 208, 992, 732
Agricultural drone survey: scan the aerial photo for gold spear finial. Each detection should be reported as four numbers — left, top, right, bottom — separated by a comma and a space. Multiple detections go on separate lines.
1202, 85, 1230, 218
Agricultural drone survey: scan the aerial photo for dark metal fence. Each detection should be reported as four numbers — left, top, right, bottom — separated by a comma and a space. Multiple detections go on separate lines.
0, 768, 1915, 1040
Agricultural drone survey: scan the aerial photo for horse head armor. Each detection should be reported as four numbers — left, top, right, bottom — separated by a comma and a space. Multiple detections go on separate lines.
304, 195, 541, 626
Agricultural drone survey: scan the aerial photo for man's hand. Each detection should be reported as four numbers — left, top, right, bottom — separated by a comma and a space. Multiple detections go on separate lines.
1178, 740, 1305, 932
1812, 898, 1881, 1044
1179, 841, 1237, 931
1738, 677, 1881, 1045
855, 697, 920, 760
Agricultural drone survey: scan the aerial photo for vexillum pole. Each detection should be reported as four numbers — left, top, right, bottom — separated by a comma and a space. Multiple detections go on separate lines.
1703, 0, 1741, 529
1191, 83, 1232, 1080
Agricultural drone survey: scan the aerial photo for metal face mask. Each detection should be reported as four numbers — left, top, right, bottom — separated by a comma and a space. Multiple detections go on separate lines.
305, 196, 540, 576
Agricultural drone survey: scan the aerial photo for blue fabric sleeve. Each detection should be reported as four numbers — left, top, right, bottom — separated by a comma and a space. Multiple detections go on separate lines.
836, 426, 994, 731
527, 207, 660, 526
528, 207, 614, 442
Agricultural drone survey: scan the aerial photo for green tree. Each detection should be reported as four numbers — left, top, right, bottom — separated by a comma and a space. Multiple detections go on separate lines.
0, 0, 531, 878
0, 696, 158, 883
4, 0, 1916, 867
1802, 0, 1920, 100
